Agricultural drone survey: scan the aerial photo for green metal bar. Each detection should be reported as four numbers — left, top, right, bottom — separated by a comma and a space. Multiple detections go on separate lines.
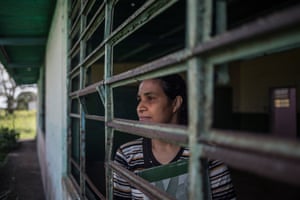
207, 27, 300, 65
110, 162, 176, 200
83, 2, 105, 41
187, 0, 213, 199
104, 1, 114, 199
109, 61, 187, 88
79, 0, 87, 197
201, 143, 300, 186
137, 160, 188, 182
206, 129, 300, 160
107, 118, 188, 146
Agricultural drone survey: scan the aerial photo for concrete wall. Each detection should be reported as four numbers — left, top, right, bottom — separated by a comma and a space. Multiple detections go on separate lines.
37, 0, 68, 199
230, 48, 300, 113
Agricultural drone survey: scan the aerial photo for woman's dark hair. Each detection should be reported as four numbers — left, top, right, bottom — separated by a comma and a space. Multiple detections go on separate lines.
156, 74, 188, 125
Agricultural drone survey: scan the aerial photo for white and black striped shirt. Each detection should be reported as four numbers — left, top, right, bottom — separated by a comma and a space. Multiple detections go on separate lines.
113, 138, 235, 199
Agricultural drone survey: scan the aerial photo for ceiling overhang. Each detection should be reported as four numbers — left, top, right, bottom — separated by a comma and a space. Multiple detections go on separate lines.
0, 0, 56, 85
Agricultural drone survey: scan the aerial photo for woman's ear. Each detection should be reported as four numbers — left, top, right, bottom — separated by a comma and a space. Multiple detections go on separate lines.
172, 96, 183, 113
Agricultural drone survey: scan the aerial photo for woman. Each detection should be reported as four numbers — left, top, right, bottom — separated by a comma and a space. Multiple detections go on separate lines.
113, 74, 235, 199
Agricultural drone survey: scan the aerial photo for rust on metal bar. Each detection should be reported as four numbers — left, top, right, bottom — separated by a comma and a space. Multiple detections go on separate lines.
107, 118, 188, 146
84, 174, 106, 200
110, 162, 176, 200
202, 143, 300, 186
192, 4, 300, 56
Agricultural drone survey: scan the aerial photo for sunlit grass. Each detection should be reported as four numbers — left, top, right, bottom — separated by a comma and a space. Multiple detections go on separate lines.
0, 110, 36, 140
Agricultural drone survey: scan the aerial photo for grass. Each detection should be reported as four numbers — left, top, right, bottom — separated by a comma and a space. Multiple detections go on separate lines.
0, 110, 36, 140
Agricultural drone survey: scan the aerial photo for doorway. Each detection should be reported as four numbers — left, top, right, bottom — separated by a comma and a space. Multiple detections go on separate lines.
270, 87, 297, 138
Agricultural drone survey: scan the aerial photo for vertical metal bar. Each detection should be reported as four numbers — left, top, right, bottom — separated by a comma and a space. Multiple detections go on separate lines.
67, 0, 72, 183
187, 0, 213, 199
79, 0, 87, 198
215, 0, 230, 85
104, 1, 114, 199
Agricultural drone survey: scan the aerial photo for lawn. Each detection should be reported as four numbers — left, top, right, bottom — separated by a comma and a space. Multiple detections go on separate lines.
0, 110, 36, 140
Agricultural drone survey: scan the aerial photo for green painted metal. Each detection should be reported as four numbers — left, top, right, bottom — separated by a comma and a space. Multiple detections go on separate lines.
186, 0, 213, 199
0, 0, 56, 84
103, 1, 114, 199
137, 160, 188, 182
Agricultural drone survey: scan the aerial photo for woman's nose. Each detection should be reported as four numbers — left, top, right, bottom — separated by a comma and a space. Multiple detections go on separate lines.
137, 101, 146, 113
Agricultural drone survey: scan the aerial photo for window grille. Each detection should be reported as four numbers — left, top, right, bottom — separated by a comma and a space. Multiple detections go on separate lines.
67, 0, 300, 199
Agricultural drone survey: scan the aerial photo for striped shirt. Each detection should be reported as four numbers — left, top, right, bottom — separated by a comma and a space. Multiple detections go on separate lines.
113, 138, 235, 199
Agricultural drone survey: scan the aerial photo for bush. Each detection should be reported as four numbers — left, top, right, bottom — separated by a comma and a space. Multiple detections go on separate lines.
0, 127, 20, 159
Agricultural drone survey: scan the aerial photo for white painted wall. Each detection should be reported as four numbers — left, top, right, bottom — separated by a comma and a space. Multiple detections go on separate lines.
37, 0, 68, 199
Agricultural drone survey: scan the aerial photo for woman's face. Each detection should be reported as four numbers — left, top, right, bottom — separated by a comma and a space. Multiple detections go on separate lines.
137, 79, 177, 124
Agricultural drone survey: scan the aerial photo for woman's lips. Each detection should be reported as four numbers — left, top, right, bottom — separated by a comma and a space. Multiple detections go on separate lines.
139, 116, 151, 121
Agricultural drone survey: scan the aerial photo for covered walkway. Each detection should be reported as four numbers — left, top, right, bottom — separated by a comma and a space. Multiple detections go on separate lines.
0, 139, 45, 199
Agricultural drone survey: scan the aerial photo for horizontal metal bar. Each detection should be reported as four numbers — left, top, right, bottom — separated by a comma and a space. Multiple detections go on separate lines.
85, 114, 105, 122
107, 118, 188, 146
69, 174, 81, 192
203, 129, 300, 160
68, 37, 80, 58
105, 50, 190, 84
104, 55, 188, 87
69, 3, 105, 56
71, 158, 80, 171
81, 43, 105, 69
81, 0, 95, 15
0, 37, 46, 45
109, 162, 176, 200
207, 26, 300, 65
69, 16, 81, 38
76, 81, 103, 97
69, 65, 81, 77
83, 3, 105, 41
192, 4, 300, 58
70, 0, 80, 23
110, 62, 187, 88
202, 143, 300, 186
84, 174, 105, 200
70, 113, 80, 118
108, 0, 178, 46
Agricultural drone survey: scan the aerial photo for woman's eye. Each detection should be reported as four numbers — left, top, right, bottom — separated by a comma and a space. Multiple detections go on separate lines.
147, 96, 154, 101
